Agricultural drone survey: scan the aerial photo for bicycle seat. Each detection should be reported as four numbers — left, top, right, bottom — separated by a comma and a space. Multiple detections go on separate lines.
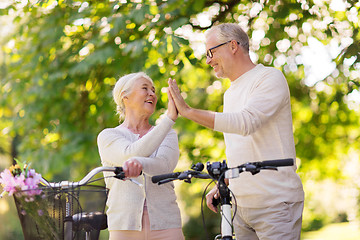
72, 211, 108, 232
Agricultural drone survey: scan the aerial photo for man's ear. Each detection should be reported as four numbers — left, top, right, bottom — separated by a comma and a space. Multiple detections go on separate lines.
231, 40, 239, 54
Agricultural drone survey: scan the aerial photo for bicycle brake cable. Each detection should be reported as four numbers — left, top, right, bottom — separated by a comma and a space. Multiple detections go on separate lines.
201, 179, 216, 240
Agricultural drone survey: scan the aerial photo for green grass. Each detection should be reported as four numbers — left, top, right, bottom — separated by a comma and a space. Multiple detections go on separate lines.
302, 222, 360, 240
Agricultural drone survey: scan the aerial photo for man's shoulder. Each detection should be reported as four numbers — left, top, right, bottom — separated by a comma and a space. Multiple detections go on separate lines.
254, 65, 286, 85
257, 64, 283, 75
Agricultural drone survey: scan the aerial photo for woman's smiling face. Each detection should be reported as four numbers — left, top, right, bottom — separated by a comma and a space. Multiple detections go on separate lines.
124, 77, 158, 116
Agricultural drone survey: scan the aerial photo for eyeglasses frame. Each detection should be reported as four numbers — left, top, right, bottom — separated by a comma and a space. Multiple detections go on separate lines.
206, 40, 240, 59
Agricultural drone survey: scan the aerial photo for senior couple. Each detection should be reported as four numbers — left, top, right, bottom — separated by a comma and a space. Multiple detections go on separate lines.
97, 23, 304, 240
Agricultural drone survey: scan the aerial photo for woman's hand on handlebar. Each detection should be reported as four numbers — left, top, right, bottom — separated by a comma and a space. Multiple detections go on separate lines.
123, 158, 143, 178
206, 186, 219, 213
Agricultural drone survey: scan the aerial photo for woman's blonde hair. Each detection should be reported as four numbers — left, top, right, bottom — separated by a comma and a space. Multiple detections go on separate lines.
206, 23, 250, 53
112, 72, 153, 121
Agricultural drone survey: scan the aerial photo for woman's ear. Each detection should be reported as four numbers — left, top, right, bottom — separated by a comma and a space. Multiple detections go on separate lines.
121, 91, 128, 100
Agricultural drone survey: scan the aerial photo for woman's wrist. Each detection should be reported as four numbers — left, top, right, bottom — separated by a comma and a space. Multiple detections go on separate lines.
166, 111, 178, 122
163, 114, 176, 125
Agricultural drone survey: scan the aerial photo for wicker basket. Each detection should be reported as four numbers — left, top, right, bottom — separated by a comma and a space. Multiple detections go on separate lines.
14, 185, 108, 240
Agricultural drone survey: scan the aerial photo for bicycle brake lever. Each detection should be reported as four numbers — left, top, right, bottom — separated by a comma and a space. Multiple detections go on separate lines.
129, 179, 143, 187
178, 171, 192, 180
248, 166, 278, 175
158, 178, 177, 185
114, 173, 126, 180
261, 166, 278, 171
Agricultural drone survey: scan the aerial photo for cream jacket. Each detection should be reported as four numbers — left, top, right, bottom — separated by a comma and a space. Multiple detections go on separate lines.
97, 116, 182, 230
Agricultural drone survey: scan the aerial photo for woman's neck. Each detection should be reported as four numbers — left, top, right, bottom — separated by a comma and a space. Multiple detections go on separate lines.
122, 116, 152, 137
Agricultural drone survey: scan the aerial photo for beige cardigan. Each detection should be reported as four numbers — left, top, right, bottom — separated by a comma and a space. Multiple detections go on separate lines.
97, 116, 182, 231
214, 64, 304, 208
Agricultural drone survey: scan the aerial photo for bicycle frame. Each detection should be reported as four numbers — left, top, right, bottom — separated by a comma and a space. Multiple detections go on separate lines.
207, 160, 234, 240
217, 176, 233, 240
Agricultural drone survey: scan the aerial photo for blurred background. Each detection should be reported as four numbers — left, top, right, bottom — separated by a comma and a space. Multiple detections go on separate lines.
0, 0, 359, 239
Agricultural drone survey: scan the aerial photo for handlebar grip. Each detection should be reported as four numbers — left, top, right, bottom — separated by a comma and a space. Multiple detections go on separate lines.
114, 167, 124, 174
259, 158, 294, 167
151, 172, 180, 183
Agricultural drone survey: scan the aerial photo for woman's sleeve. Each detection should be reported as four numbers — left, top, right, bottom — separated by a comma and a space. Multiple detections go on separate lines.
135, 129, 179, 176
97, 115, 175, 166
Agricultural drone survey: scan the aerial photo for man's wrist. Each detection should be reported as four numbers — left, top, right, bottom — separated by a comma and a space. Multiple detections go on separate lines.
182, 106, 192, 119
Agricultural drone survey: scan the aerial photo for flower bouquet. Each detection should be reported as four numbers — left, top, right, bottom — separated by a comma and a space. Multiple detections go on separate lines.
0, 159, 61, 240
0, 159, 42, 200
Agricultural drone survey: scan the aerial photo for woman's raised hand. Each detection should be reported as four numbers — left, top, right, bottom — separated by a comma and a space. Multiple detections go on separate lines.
167, 83, 178, 121
167, 78, 190, 117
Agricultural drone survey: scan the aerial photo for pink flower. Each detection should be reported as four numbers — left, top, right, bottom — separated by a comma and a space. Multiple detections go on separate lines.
0, 169, 26, 196
0, 164, 42, 199
21, 170, 42, 200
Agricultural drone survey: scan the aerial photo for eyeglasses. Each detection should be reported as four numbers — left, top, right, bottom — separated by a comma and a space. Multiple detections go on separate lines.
207, 40, 242, 58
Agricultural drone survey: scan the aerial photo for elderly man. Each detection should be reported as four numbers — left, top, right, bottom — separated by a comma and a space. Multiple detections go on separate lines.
168, 23, 304, 240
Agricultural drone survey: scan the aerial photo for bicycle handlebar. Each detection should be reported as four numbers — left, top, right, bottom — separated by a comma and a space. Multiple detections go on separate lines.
223, 158, 294, 179
151, 158, 294, 240
151, 170, 211, 184
151, 172, 181, 184
152, 158, 294, 184
40, 166, 125, 189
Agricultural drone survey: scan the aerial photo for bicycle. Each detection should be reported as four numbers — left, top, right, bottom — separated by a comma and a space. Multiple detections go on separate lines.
152, 158, 294, 240
13, 166, 141, 240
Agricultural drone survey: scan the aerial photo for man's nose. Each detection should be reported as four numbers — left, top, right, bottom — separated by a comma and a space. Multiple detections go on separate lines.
206, 55, 212, 64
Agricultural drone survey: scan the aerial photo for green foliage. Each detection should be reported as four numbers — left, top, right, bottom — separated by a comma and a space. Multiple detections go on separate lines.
1, 0, 360, 239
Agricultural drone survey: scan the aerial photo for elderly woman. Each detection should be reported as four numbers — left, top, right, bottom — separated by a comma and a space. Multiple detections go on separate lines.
97, 72, 184, 240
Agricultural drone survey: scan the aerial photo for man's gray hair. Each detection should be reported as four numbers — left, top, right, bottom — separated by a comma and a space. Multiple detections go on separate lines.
206, 23, 250, 53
